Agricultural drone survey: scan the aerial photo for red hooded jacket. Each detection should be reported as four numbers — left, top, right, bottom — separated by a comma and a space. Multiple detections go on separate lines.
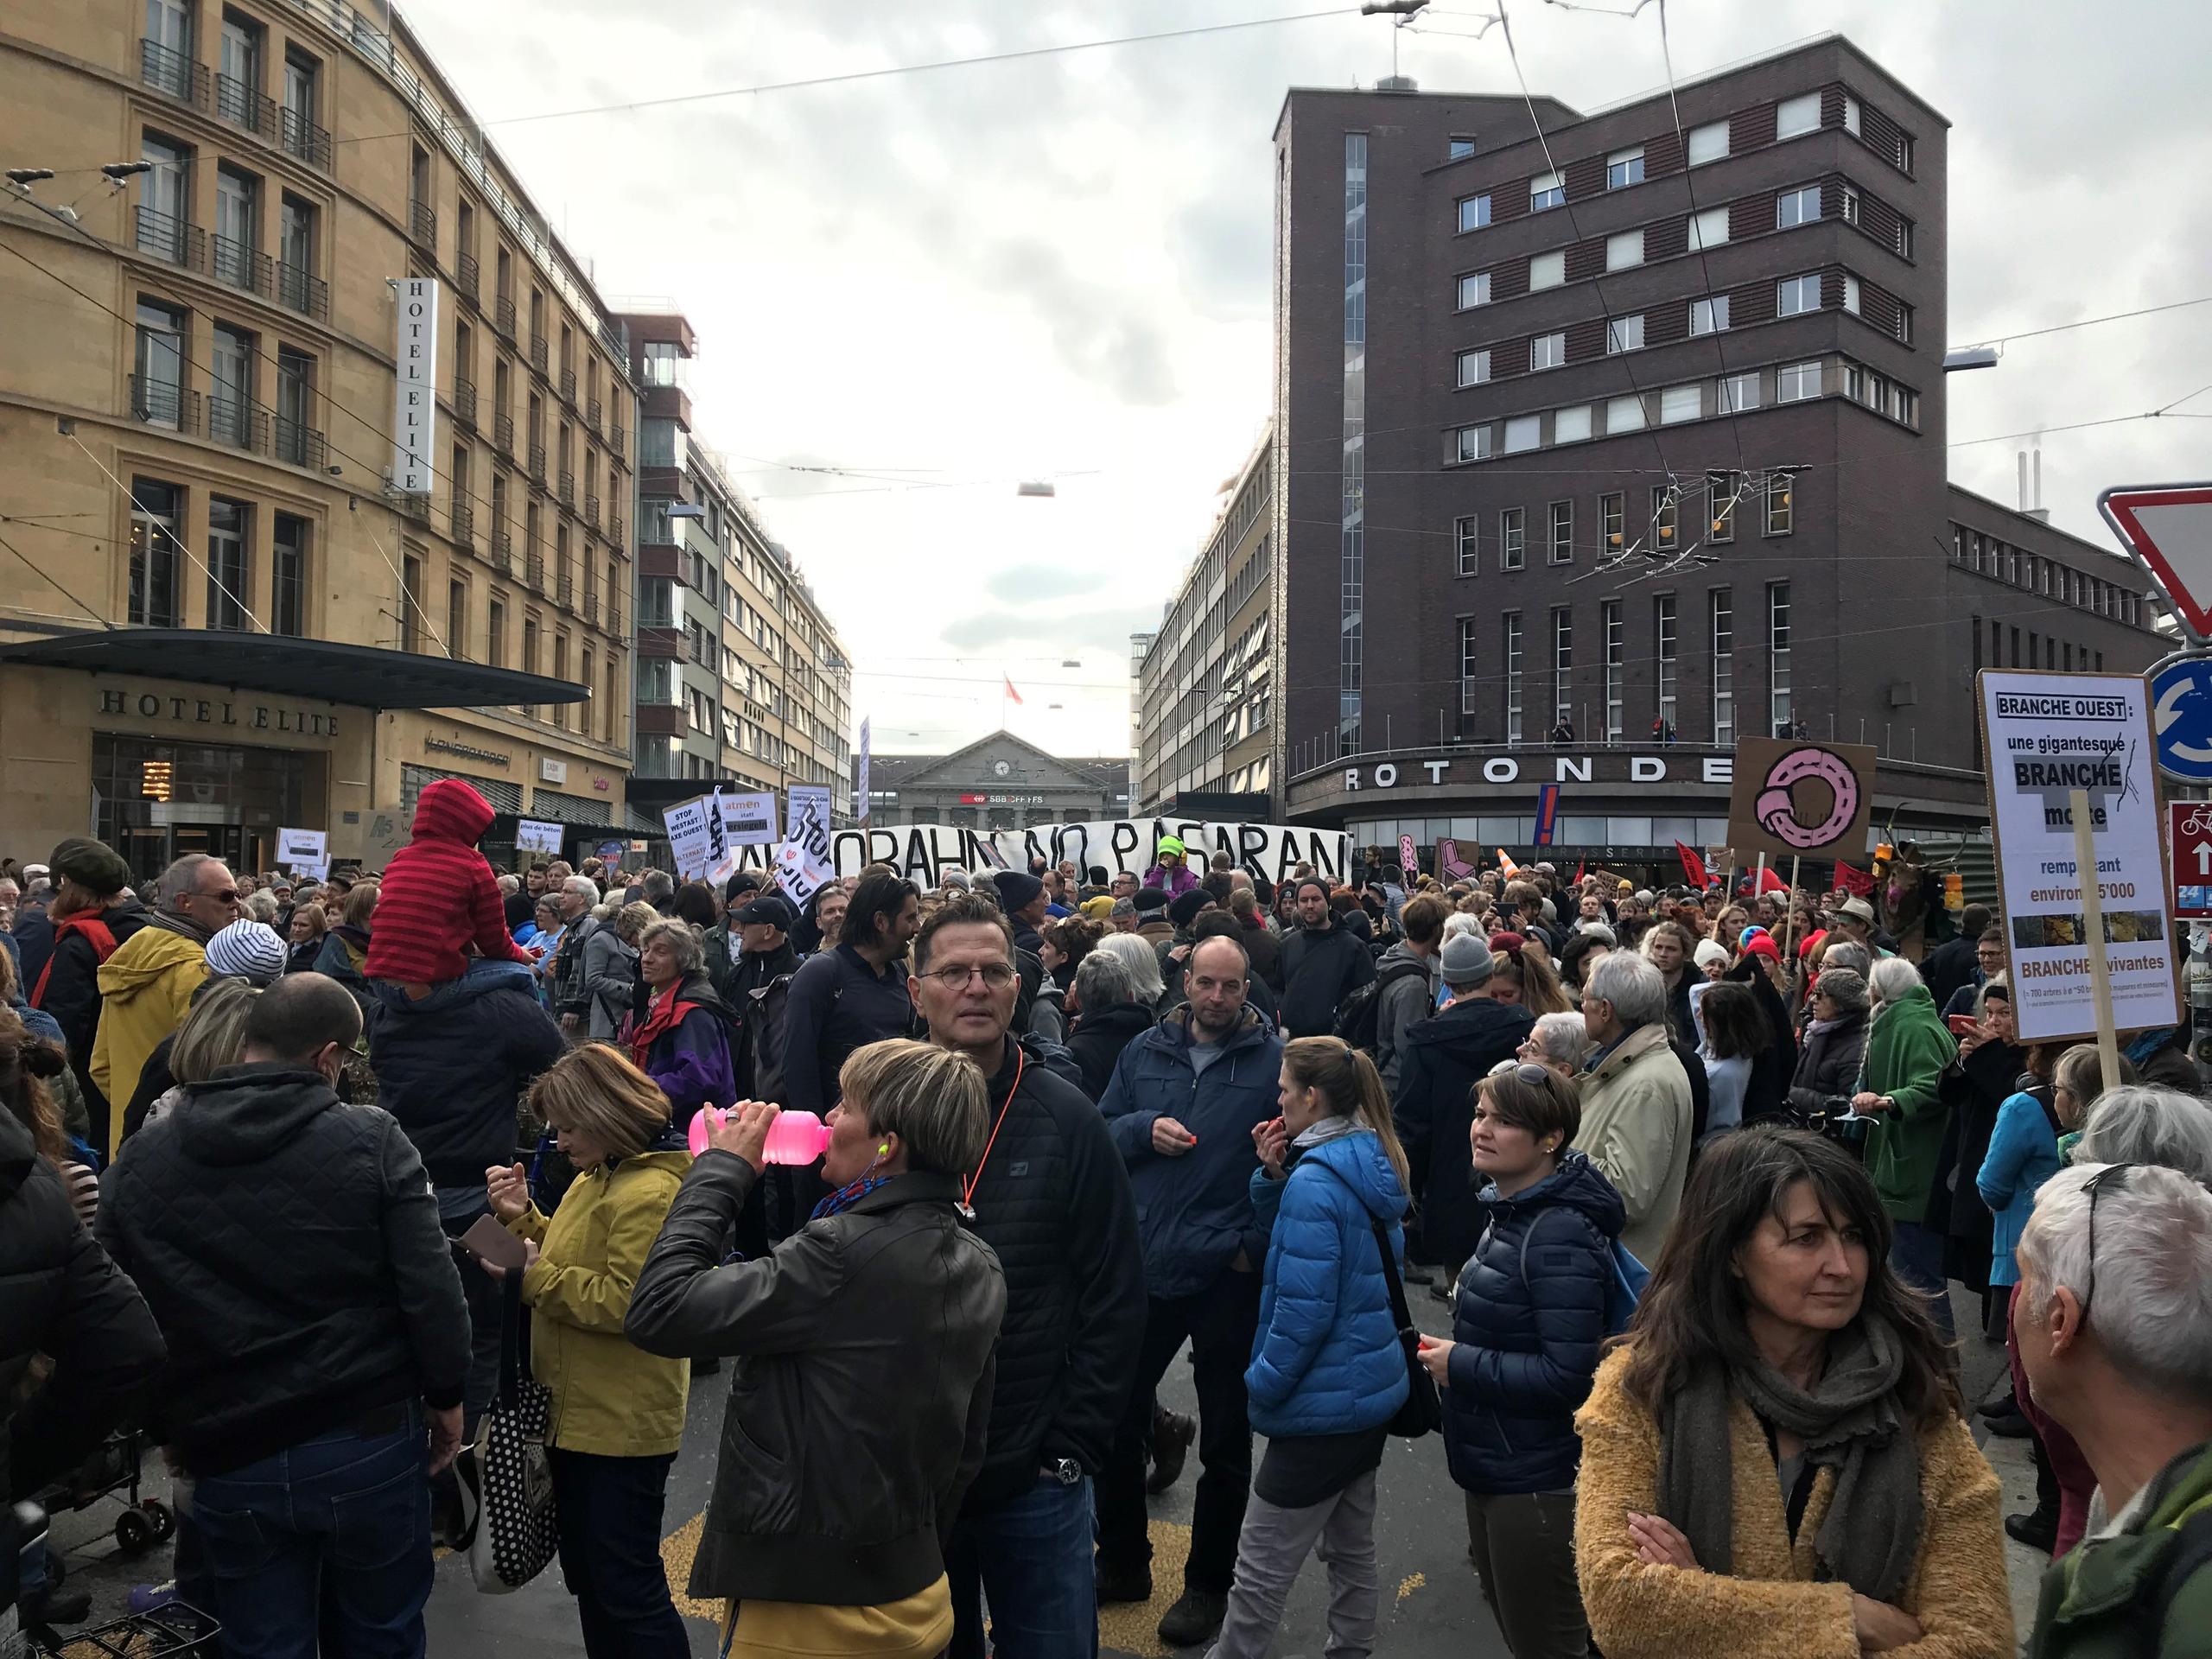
362, 779, 535, 985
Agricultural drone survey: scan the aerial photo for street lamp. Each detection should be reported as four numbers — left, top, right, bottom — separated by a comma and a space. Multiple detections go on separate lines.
1942, 346, 2000, 372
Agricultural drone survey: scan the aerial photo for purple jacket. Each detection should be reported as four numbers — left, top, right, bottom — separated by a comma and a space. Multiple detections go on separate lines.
640, 976, 739, 1125
1143, 862, 1199, 897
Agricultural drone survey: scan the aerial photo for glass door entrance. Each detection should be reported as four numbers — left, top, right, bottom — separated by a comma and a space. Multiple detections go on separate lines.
93, 732, 321, 884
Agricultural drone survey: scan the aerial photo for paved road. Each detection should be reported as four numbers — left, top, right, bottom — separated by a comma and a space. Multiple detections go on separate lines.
44, 1288, 2031, 1657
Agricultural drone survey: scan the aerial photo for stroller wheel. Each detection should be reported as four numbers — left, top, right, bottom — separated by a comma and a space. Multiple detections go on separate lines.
116, 1506, 158, 1554
148, 1501, 177, 1541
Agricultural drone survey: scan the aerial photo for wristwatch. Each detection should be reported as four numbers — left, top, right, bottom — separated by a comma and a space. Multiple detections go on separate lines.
1040, 1457, 1082, 1486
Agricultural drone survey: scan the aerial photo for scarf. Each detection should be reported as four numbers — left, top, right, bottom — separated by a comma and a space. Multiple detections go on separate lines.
148, 908, 215, 945
627, 983, 693, 1071
1657, 1316, 1925, 1603
1803, 1014, 1852, 1038
811, 1169, 895, 1220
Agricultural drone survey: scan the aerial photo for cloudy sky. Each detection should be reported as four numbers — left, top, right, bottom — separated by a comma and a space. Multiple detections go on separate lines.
404, 0, 2212, 756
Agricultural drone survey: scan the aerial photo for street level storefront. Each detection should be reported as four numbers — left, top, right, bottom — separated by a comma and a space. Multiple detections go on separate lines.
1286, 744, 1996, 882
0, 627, 601, 880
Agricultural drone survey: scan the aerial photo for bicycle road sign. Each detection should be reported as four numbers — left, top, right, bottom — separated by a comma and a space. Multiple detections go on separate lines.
2171, 800, 2212, 919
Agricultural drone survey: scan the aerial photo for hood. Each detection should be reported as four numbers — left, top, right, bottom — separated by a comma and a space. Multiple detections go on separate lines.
1075, 1001, 1156, 1040
1480, 1149, 1625, 1238
96, 923, 208, 996
0, 1097, 34, 1200
1294, 1127, 1409, 1222
410, 777, 496, 847
170, 1063, 340, 1166
1158, 1001, 1270, 1052
610, 1123, 691, 1177
1405, 993, 1535, 1053
1875, 982, 1939, 1021
373, 954, 536, 1021
1376, 939, 1428, 976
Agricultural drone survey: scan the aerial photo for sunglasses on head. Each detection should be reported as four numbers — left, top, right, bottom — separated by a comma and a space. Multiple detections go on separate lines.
2079, 1161, 2136, 1326
1487, 1059, 1554, 1087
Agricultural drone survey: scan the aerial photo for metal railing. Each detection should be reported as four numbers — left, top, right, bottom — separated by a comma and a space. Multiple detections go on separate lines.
607, 605, 624, 639
273, 411, 325, 469
451, 500, 474, 544
528, 333, 548, 372
490, 530, 512, 574
398, 493, 432, 524
583, 593, 599, 626
525, 552, 545, 592
556, 572, 574, 609
608, 513, 624, 547
609, 424, 625, 460
557, 470, 575, 506
130, 374, 200, 435
135, 206, 205, 272
455, 251, 479, 299
139, 39, 207, 107
587, 396, 602, 433
279, 104, 333, 169
493, 411, 514, 454
215, 73, 275, 137
408, 197, 436, 248
276, 261, 327, 320
212, 233, 270, 297
583, 493, 600, 530
494, 294, 517, 336
527, 442, 546, 482
559, 367, 576, 402
453, 377, 477, 427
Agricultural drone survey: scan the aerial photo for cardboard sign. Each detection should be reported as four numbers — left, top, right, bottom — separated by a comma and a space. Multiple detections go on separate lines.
514, 818, 564, 855
662, 796, 720, 883
1724, 737, 1878, 861
276, 826, 328, 879
1398, 833, 1419, 880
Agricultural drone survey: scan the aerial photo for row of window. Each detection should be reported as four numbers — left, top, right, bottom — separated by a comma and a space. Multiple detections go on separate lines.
1973, 617, 2109, 677
131, 294, 321, 463
1454, 472, 1795, 580
1949, 524, 2149, 628
128, 475, 307, 635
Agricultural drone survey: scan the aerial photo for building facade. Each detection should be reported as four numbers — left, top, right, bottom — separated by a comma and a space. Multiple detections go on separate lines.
858, 733, 1128, 830
0, 0, 643, 874
615, 308, 854, 821
1262, 35, 2166, 866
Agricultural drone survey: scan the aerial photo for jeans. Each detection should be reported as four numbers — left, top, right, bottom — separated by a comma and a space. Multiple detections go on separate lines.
1205, 1468, 1379, 1659
548, 1450, 688, 1659
1095, 1268, 1263, 1594
188, 1407, 432, 1659
945, 1474, 1096, 1659
1890, 1220, 1955, 1342
1465, 1489, 1591, 1659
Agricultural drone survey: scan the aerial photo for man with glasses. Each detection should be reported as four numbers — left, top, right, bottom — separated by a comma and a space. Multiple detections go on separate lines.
780, 869, 921, 1123
912, 889, 1143, 1659
1920, 905, 1993, 1014
90, 853, 241, 1158
1093, 935, 1283, 1646
2014, 1160, 2212, 1655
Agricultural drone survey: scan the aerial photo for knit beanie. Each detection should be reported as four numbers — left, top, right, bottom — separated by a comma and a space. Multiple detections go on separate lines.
1134, 886, 1171, 917
1168, 888, 1211, 930
206, 919, 288, 987
1693, 939, 1730, 971
1439, 932, 1497, 988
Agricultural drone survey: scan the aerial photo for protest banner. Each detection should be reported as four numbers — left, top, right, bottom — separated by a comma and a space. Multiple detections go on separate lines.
514, 818, 564, 855
785, 785, 833, 842
727, 817, 1353, 889
1725, 737, 1878, 862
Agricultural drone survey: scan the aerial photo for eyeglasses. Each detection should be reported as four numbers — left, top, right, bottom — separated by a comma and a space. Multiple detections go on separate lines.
2079, 1161, 2135, 1325
924, 962, 1018, 990
198, 888, 240, 905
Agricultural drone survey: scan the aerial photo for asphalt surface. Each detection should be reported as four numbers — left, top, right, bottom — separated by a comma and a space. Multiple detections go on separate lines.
40, 1287, 2026, 1658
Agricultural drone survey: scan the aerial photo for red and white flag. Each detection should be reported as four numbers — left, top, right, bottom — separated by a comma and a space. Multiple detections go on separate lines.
1002, 674, 1023, 706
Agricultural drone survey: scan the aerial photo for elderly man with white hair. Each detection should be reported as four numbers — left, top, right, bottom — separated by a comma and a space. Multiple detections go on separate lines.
1571, 950, 1694, 1265
2015, 1161, 2212, 1655
545, 874, 604, 1033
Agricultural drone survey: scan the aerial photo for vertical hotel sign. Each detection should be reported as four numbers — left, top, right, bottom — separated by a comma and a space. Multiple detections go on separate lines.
392, 277, 440, 493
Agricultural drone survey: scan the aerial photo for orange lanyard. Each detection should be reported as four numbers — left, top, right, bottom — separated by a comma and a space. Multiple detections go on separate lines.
960, 1048, 1025, 1215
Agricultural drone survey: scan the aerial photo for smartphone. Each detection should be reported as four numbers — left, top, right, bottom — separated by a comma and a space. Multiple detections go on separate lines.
1947, 1014, 1980, 1038
458, 1213, 529, 1272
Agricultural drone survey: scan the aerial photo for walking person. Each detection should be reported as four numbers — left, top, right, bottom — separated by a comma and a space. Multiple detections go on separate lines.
1853, 957, 1961, 1339
1203, 1038, 1412, 1659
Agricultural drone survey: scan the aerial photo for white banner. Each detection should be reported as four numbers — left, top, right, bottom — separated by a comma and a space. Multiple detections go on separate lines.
1979, 670, 2183, 1041
663, 796, 720, 883
726, 818, 1353, 889
391, 276, 440, 494
855, 717, 872, 822
514, 818, 564, 854
772, 781, 838, 911
719, 790, 778, 847
276, 825, 328, 879
785, 785, 832, 842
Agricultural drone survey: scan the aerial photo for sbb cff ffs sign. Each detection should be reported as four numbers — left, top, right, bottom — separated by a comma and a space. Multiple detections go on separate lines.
2172, 801, 2212, 919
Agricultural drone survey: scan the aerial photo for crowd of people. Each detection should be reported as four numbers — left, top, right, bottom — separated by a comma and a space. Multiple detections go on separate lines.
4, 804, 2212, 1659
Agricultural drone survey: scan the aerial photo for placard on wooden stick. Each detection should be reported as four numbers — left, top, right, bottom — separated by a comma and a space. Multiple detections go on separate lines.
1725, 738, 1878, 864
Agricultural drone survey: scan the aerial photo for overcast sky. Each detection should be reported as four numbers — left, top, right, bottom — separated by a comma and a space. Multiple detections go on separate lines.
404, 0, 2212, 757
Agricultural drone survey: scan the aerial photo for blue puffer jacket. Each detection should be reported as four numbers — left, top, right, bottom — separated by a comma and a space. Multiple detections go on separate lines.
1442, 1150, 1623, 1495
1244, 1123, 1410, 1439
1101, 1006, 1285, 1300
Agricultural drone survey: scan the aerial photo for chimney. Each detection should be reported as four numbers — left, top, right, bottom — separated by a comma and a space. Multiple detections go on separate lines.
2029, 447, 2050, 523
2018, 451, 2028, 512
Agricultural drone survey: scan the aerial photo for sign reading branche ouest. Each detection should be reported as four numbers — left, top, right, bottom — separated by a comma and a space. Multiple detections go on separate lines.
1977, 670, 2183, 1042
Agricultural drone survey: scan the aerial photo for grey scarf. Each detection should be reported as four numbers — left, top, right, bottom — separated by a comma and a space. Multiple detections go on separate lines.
1657, 1317, 1924, 1603
147, 908, 214, 946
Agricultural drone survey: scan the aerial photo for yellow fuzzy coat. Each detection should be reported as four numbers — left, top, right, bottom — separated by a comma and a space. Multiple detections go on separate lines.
1573, 1347, 2013, 1659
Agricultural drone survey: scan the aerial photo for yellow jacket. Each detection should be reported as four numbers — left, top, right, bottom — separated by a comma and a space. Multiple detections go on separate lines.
1573, 1346, 2012, 1659
90, 924, 209, 1153
507, 1144, 690, 1458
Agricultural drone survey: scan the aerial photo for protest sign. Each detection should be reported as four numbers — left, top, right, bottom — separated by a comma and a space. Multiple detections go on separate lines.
662, 796, 718, 882
718, 791, 778, 847
785, 785, 833, 842
514, 818, 564, 855
276, 826, 328, 879
726, 817, 1352, 889
1725, 737, 1878, 862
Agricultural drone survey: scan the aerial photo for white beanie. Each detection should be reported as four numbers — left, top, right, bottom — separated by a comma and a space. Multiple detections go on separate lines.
206, 919, 287, 987
1692, 938, 1730, 971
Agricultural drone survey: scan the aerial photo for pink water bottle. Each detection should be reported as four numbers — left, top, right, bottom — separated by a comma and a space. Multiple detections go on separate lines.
688, 1107, 832, 1164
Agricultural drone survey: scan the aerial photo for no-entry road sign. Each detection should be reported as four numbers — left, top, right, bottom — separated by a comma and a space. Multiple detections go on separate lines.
2101, 483, 2212, 641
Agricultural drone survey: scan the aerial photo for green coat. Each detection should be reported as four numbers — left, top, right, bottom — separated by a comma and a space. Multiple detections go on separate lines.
1859, 982, 1955, 1222
2031, 1438, 2212, 1659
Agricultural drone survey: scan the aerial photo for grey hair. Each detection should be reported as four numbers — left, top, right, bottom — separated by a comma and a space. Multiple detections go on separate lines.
1094, 931, 1165, 1004
1530, 1010, 1588, 1066
2017, 1161, 2212, 1402
563, 874, 601, 905
1574, 923, 1618, 948
497, 874, 521, 894
1441, 912, 1485, 943
639, 918, 704, 976
1867, 956, 1923, 1009
1582, 950, 1667, 1028
2077, 1085, 2212, 1184
1073, 948, 1138, 1010
1821, 940, 1872, 980
158, 853, 218, 907
245, 890, 279, 924
640, 870, 675, 902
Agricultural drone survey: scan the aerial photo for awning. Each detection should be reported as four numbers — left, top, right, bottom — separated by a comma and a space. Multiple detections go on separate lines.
403, 763, 523, 817
626, 806, 665, 836
0, 626, 588, 709
532, 788, 610, 826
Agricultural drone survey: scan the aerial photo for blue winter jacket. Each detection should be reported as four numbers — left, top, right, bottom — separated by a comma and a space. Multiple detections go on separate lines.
1100, 1005, 1285, 1300
1442, 1150, 1624, 1495
1975, 1089, 2063, 1288
1243, 1124, 1410, 1439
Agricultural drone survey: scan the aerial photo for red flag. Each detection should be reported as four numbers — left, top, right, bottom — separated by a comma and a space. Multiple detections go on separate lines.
1757, 866, 1789, 895
1675, 841, 1708, 889
1573, 861, 1586, 884
1002, 674, 1023, 706
1835, 861, 1875, 897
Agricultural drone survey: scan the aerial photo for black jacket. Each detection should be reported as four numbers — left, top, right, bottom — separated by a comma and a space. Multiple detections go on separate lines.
722, 940, 799, 1093
1278, 921, 1377, 1038
29, 898, 150, 1064
626, 1156, 1005, 1608
959, 1036, 1145, 1511
1239, 915, 1282, 993
1065, 1001, 1155, 1103
779, 944, 914, 1121
1929, 1039, 2022, 1291
99, 1062, 473, 1474
1391, 995, 1535, 1269
1788, 1008, 1870, 1116
1918, 933, 1981, 1014
366, 958, 566, 1188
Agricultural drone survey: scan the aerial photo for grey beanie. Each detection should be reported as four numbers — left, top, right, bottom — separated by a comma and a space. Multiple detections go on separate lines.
1815, 966, 1870, 1013
1440, 931, 1497, 988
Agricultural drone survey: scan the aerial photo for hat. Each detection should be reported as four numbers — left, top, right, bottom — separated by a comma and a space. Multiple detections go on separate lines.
1081, 895, 1115, 921
1739, 926, 1769, 950
1743, 933, 1782, 963
206, 919, 286, 987
1134, 886, 1171, 916
995, 870, 1045, 913
1838, 896, 1876, 925
1168, 888, 1211, 930
724, 871, 765, 904
1693, 939, 1730, 970
1154, 836, 1186, 861
48, 836, 131, 895
939, 868, 972, 890
1815, 965, 1869, 1012
734, 893, 797, 930
1633, 890, 1655, 906
22, 863, 48, 881
1440, 932, 1497, 987
1618, 878, 1634, 893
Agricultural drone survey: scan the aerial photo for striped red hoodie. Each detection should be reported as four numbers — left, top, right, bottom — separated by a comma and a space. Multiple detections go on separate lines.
362, 779, 535, 985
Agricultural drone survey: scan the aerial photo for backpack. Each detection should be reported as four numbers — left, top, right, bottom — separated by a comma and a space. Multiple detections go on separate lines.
1333, 957, 1430, 1053
1515, 1214, 1650, 1338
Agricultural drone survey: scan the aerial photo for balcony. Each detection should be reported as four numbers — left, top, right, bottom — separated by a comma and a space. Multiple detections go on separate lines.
494, 294, 517, 337
609, 424, 625, 460
493, 410, 513, 454
528, 333, 549, 373
559, 367, 576, 404
398, 493, 432, 525
134, 206, 205, 273
130, 374, 201, 435
214, 73, 275, 138
455, 251, 479, 301
453, 377, 477, 428
278, 104, 332, 170
556, 572, 574, 610
450, 499, 475, 546
557, 470, 575, 507
607, 605, 625, 639
212, 233, 271, 298
608, 513, 624, 548
584, 593, 599, 626
527, 442, 546, 483
139, 38, 207, 109
490, 530, 512, 575
587, 396, 602, 433
525, 552, 545, 593
408, 197, 436, 250
583, 493, 601, 530
202, 389, 326, 469
276, 261, 328, 321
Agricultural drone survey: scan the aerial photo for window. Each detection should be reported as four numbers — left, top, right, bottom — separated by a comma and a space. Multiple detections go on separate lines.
1548, 500, 1573, 564
1600, 492, 1625, 552
130, 478, 182, 626
1607, 394, 1646, 432
217, 10, 263, 128
1456, 348, 1491, 387
1606, 315, 1644, 353
1554, 405, 1592, 442
1841, 181, 1862, 228
1529, 250, 1565, 290
1531, 333, 1567, 372
1690, 295, 1731, 335
1652, 487, 1679, 550
209, 324, 253, 447
1457, 425, 1493, 462
447, 580, 467, 658
1842, 273, 1861, 315
213, 163, 258, 288
1504, 415, 1541, 454
1778, 183, 1821, 228
1458, 194, 1491, 232
486, 599, 505, 667
641, 340, 682, 386
638, 417, 683, 467
1449, 136, 1478, 160
271, 512, 305, 634
1776, 92, 1821, 139
1602, 601, 1624, 741
1606, 229, 1644, 270
1769, 582, 1793, 730
1607, 146, 1645, 189
1656, 594, 1678, 730
1530, 172, 1565, 212
401, 553, 423, 652
1844, 94, 1862, 136
144, 0, 193, 91
1778, 273, 1822, 315
207, 497, 249, 631
522, 615, 538, 678
1688, 119, 1729, 166
1503, 612, 1523, 743
1778, 359, 1822, 402
1766, 471, 1796, 536
1459, 619, 1479, 713
1501, 507, 1526, 570
1552, 607, 1574, 721
278, 194, 315, 308
132, 299, 186, 425
1710, 588, 1734, 745
275, 348, 312, 464
1457, 270, 1491, 308
1688, 207, 1729, 251
1660, 384, 1702, 424
1455, 514, 1480, 575
136, 133, 191, 262
1708, 472, 1738, 542
1720, 372, 1760, 412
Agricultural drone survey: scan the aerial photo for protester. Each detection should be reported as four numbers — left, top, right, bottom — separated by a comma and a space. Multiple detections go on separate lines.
1229, 887, 1281, 993
1521, 1009, 1588, 1085
482, 1045, 692, 1657
99, 975, 471, 1655
1491, 931, 1573, 1017
546, 874, 605, 1033
1066, 948, 1154, 1102
1135, 887, 1176, 945
1784, 966, 1870, 1122
1920, 904, 1992, 1011
715, 893, 800, 1090
314, 876, 378, 1012
1374, 893, 1446, 1089
1421, 1063, 1619, 1659
1637, 919, 1697, 1045
1691, 979, 1771, 1144
1278, 878, 1376, 1039
628, 918, 740, 1128
363, 781, 536, 993
284, 899, 327, 975
579, 899, 645, 1043
22, 839, 147, 1110
1573, 1127, 2009, 1658
788, 880, 849, 957
1205, 1037, 1411, 1659
626, 1041, 1005, 1657
780, 870, 920, 1123
118, 973, 260, 1146
1853, 955, 1961, 1339
1095, 936, 1284, 1643
1573, 952, 1694, 1266
1556, 926, 1612, 999
1144, 836, 1199, 897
